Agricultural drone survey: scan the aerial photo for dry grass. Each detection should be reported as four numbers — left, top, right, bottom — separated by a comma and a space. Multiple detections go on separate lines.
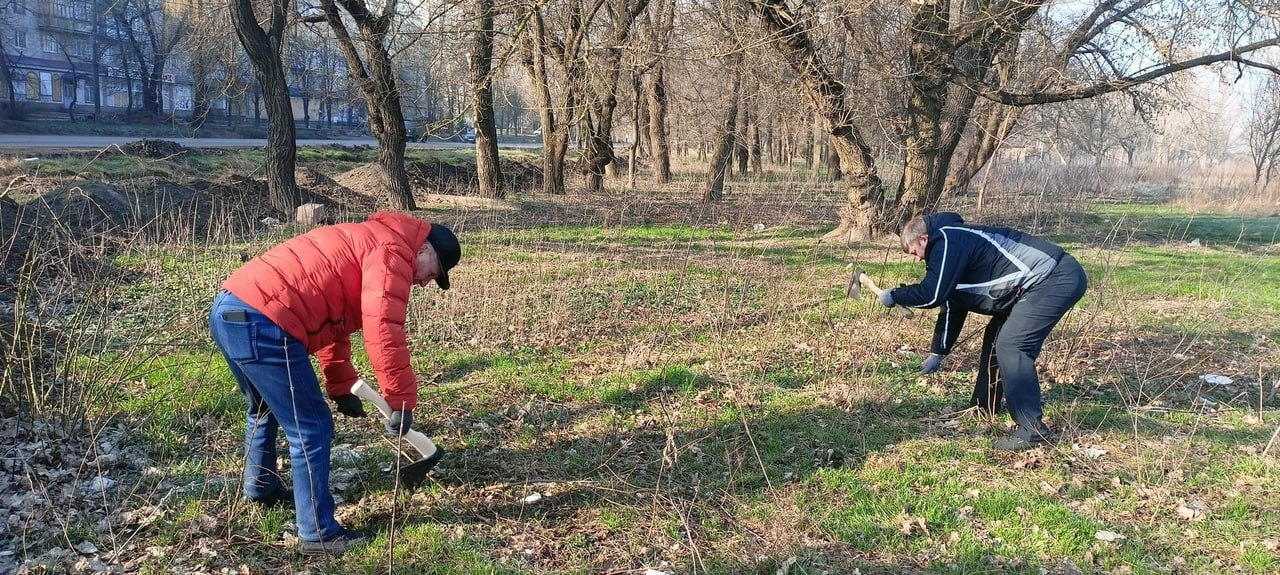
2, 157, 1279, 574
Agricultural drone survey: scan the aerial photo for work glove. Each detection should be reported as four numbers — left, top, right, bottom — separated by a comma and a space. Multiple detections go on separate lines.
385, 409, 414, 437
921, 353, 945, 374
878, 289, 895, 307
333, 395, 366, 418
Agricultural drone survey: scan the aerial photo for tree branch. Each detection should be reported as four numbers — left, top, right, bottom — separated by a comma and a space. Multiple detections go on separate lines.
957, 37, 1280, 106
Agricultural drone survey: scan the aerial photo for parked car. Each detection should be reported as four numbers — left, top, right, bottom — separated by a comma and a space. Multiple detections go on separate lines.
462, 129, 476, 143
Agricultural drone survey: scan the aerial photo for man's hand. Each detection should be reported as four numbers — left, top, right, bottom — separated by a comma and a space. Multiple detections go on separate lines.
333, 395, 366, 418
921, 353, 945, 374
385, 410, 414, 437
878, 289, 895, 307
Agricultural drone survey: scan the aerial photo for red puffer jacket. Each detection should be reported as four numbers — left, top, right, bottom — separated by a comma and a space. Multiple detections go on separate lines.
223, 211, 430, 411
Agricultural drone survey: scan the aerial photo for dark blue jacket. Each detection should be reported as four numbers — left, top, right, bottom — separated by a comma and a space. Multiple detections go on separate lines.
889, 213, 1066, 355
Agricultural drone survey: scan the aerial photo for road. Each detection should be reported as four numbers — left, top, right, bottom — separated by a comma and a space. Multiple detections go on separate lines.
0, 134, 532, 151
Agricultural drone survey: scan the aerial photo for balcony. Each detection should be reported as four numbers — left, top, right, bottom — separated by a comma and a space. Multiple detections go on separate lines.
37, 13, 94, 34
37, 3, 95, 34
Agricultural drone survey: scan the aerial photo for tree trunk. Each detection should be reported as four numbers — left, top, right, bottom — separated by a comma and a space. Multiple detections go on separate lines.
583, 0, 650, 194
947, 102, 1022, 195
471, 0, 504, 198
735, 104, 749, 177
750, 0, 886, 242
647, 65, 671, 183
704, 72, 740, 202
629, 72, 640, 189
945, 50, 1023, 195
522, 11, 567, 195
229, 0, 299, 217
809, 112, 822, 172
827, 143, 842, 181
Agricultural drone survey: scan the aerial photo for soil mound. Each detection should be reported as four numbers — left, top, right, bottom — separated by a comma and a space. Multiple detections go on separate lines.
297, 166, 378, 214
333, 163, 392, 205
336, 158, 543, 200
124, 138, 186, 158
0, 195, 30, 278
28, 176, 272, 242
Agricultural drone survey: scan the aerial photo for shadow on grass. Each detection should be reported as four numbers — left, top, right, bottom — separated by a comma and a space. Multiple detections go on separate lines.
347, 380, 1138, 575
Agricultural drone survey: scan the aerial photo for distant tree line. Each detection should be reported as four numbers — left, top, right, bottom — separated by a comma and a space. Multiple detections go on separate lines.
38, 0, 1274, 235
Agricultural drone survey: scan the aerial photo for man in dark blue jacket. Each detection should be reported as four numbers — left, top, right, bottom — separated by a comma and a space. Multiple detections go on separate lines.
880, 213, 1087, 451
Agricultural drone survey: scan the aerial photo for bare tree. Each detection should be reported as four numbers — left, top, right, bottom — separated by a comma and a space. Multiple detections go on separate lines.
749, 0, 887, 239
110, 0, 190, 116
704, 54, 742, 202
1247, 75, 1280, 188
471, 0, 504, 198
748, 0, 1280, 242
308, 0, 416, 210
1033, 92, 1151, 166
0, 4, 24, 119
640, 0, 675, 183
229, 0, 300, 215
519, 0, 601, 195
581, 0, 650, 193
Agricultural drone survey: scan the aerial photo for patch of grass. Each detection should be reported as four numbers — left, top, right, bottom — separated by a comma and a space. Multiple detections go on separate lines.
1097, 246, 1279, 310
25, 178, 1280, 573
598, 365, 713, 409
501, 223, 736, 246
298, 147, 365, 163
32, 154, 175, 179
1091, 204, 1280, 246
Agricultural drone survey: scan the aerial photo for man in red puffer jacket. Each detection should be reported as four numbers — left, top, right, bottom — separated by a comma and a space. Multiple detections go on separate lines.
208, 211, 460, 556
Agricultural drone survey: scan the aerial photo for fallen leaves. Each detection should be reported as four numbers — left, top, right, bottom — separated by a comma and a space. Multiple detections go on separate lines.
1174, 499, 1209, 522
894, 512, 930, 537
1095, 530, 1127, 543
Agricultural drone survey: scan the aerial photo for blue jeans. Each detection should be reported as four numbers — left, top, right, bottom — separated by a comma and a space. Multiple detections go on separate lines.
209, 290, 341, 543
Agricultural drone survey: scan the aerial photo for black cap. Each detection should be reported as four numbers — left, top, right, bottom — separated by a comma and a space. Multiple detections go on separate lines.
426, 223, 460, 290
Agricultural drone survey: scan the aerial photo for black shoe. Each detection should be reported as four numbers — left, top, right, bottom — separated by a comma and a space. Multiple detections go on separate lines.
248, 488, 294, 509
298, 529, 369, 556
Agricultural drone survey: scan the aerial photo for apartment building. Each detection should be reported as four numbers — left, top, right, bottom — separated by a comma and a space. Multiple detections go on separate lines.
0, 0, 202, 118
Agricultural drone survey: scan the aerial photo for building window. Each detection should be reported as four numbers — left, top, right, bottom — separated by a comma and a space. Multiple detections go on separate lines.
42, 34, 57, 53
74, 40, 91, 58
55, 0, 72, 18
13, 32, 26, 49
26, 73, 40, 101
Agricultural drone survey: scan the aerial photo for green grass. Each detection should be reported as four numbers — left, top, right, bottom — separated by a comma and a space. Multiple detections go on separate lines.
17, 189, 1280, 573
1091, 204, 1280, 245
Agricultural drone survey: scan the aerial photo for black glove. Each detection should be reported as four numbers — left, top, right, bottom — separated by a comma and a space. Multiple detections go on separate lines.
333, 395, 366, 418
385, 410, 413, 437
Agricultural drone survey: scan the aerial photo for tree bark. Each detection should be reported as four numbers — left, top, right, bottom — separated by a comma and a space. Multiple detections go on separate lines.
646, 65, 671, 183
583, 0, 650, 193
704, 71, 740, 202
229, 0, 299, 216
520, 10, 569, 195
748, 116, 762, 174
749, 0, 886, 242
735, 104, 749, 177
629, 72, 640, 188
471, 0, 504, 198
